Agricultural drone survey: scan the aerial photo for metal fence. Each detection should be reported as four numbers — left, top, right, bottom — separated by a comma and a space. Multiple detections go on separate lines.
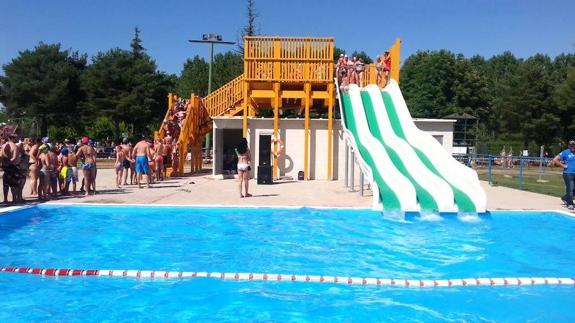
453, 153, 563, 196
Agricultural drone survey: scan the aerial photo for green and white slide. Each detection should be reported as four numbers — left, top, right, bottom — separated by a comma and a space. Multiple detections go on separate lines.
337, 81, 486, 213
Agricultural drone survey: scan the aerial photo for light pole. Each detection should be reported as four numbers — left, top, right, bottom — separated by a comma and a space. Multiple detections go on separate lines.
189, 34, 235, 150
189, 34, 235, 97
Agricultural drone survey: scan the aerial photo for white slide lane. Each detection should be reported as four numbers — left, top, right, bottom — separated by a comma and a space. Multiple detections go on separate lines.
384, 80, 487, 213
364, 85, 457, 212
343, 84, 419, 212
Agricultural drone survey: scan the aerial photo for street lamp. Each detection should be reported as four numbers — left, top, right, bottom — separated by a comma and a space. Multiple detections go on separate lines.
189, 34, 235, 150
189, 34, 235, 95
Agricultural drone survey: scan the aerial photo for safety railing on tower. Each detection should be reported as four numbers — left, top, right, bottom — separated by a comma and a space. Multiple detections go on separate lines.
204, 75, 244, 117
244, 36, 334, 83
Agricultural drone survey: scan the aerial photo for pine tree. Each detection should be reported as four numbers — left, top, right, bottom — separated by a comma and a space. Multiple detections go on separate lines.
237, 0, 259, 54
131, 26, 145, 59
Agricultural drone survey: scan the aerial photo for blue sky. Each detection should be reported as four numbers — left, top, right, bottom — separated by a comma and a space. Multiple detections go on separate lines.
1, 0, 574, 75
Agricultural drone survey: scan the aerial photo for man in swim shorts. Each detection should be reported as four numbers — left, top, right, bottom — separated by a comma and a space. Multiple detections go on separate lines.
67, 145, 79, 194
37, 144, 50, 200
1, 133, 23, 203
120, 138, 133, 185
133, 136, 152, 188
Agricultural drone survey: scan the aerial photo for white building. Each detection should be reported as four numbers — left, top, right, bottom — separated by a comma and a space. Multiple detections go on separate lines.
212, 117, 455, 180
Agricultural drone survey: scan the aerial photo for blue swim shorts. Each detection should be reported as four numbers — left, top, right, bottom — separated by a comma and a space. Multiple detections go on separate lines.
135, 156, 149, 174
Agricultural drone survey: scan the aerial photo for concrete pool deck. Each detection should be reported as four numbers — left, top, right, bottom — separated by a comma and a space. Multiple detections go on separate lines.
8, 168, 568, 211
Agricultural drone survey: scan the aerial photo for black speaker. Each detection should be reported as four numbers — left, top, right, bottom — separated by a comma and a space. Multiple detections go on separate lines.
257, 166, 272, 184
259, 135, 271, 166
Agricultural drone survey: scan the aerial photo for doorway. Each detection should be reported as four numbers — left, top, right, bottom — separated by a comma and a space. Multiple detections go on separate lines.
221, 129, 243, 174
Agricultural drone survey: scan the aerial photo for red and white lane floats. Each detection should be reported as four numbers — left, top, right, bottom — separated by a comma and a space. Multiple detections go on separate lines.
1, 267, 574, 288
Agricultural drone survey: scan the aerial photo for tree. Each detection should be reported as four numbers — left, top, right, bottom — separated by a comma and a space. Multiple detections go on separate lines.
555, 67, 575, 142
81, 47, 174, 137
333, 47, 345, 61
85, 116, 116, 142
176, 51, 242, 98
211, 52, 243, 89
130, 26, 145, 59
0, 43, 86, 135
401, 50, 460, 118
351, 50, 373, 64
237, 0, 259, 54
176, 55, 209, 97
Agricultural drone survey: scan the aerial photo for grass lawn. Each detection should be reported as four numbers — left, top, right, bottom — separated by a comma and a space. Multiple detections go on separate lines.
476, 167, 566, 197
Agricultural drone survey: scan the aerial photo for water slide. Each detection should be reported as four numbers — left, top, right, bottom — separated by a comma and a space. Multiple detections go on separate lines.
337, 81, 486, 213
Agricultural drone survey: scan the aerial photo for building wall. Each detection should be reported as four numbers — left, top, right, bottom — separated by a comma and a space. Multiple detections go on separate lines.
212, 117, 455, 180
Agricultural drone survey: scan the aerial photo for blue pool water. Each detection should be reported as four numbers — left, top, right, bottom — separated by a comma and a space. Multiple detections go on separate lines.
1, 204, 575, 321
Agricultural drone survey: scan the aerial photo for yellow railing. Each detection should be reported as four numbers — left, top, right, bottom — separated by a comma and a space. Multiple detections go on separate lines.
244, 36, 334, 83
204, 75, 244, 117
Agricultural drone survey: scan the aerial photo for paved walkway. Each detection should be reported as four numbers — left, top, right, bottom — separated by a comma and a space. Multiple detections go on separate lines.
4, 169, 567, 211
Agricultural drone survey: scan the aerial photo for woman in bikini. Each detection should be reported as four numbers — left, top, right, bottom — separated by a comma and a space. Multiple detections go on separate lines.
236, 138, 252, 198
28, 138, 41, 196
76, 137, 97, 196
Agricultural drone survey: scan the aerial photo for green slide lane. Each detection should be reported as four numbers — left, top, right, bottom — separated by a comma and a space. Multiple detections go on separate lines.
360, 91, 438, 211
340, 92, 402, 209
380, 91, 477, 212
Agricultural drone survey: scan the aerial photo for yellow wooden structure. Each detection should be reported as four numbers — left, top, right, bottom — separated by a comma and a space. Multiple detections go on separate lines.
159, 37, 401, 178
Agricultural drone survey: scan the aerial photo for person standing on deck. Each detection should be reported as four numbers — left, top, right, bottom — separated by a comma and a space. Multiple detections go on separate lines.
37, 145, 50, 200
236, 138, 252, 198
68, 145, 79, 194
120, 138, 133, 185
28, 138, 41, 196
76, 137, 97, 196
1, 134, 22, 203
154, 138, 164, 181
114, 144, 125, 188
553, 141, 575, 210
133, 136, 152, 188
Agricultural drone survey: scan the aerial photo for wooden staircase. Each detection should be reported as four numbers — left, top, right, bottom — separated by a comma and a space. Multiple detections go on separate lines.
158, 75, 246, 176
204, 75, 244, 117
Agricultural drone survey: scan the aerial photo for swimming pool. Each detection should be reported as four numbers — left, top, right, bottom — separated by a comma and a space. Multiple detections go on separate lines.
1, 204, 574, 321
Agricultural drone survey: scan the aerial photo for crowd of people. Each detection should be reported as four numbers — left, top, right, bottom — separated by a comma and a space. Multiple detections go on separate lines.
162, 97, 189, 144
0, 132, 178, 204
337, 51, 391, 91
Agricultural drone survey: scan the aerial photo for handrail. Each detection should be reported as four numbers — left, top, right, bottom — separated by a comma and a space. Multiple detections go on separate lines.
204, 75, 244, 117
245, 37, 334, 83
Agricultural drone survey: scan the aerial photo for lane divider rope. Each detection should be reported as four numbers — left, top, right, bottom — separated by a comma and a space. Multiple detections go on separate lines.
2, 267, 574, 288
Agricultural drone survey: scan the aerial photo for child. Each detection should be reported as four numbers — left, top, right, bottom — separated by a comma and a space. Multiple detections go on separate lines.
114, 144, 125, 188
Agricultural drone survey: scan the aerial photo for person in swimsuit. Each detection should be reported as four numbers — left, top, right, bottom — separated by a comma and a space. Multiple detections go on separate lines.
68, 146, 79, 194
17, 140, 30, 202
114, 144, 125, 188
58, 147, 71, 195
336, 53, 345, 83
147, 140, 156, 184
28, 137, 41, 196
76, 136, 97, 196
163, 136, 172, 177
383, 51, 391, 85
37, 145, 50, 200
347, 57, 356, 84
120, 138, 133, 185
356, 58, 365, 87
47, 144, 59, 197
375, 56, 383, 86
133, 136, 152, 188
236, 138, 252, 198
154, 138, 164, 182
1, 134, 24, 203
